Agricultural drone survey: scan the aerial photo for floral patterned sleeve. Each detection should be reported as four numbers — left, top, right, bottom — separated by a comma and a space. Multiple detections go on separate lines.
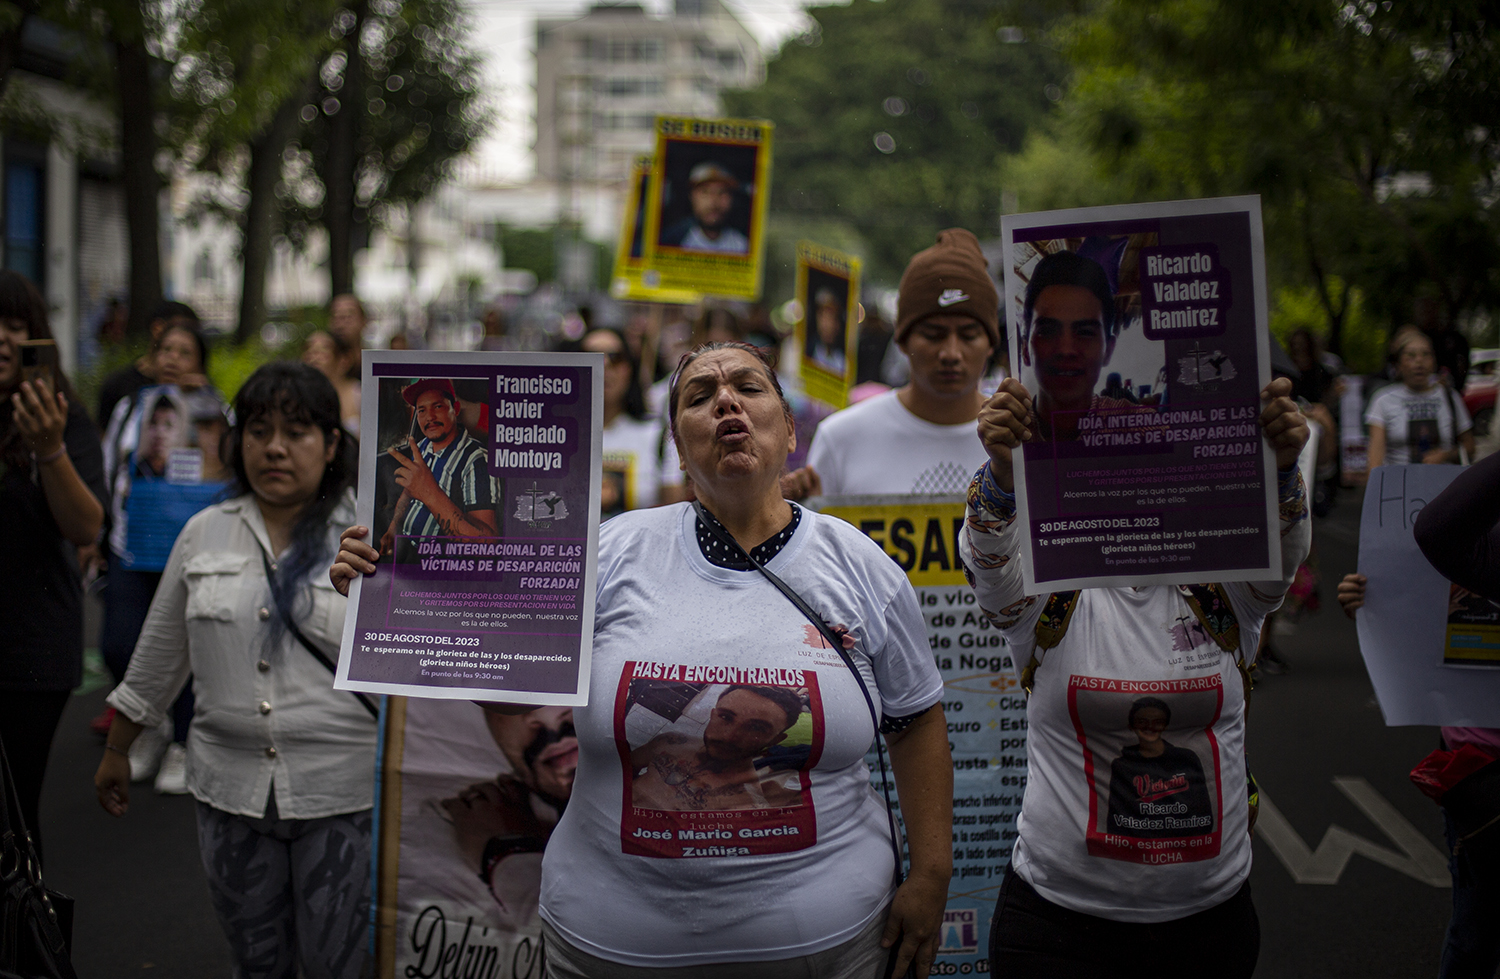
957, 462, 1041, 636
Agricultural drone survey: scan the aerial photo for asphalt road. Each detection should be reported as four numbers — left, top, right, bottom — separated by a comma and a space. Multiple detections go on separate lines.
34, 494, 1458, 978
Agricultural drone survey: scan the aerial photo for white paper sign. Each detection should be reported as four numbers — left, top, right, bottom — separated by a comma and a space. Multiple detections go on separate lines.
1356, 464, 1500, 727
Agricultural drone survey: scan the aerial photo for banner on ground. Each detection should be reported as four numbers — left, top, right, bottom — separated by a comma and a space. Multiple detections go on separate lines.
1357, 464, 1500, 727
641, 116, 772, 300
814, 494, 1026, 974
609, 155, 700, 305
795, 241, 861, 409
1001, 195, 1279, 593
337, 351, 602, 705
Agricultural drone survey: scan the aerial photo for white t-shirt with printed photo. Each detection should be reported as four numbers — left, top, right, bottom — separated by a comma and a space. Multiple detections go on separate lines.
538, 503, 943, 967
806, 390, 989, 496
1364, 383, 1472, 465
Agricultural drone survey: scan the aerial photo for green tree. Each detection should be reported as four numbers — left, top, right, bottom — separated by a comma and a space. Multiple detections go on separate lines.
723, 0, 1064, 287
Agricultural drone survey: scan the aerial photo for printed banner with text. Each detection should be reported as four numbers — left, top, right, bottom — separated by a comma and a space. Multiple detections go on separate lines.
337, 351, 602, 705
1001, 196, 1280, 592
816, 495, 1026, 974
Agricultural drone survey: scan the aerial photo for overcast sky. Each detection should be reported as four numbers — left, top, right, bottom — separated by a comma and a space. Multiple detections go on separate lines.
461, 0, 822, 183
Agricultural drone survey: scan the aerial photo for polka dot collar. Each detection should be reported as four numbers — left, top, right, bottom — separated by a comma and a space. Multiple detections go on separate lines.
694, 505, 802, 570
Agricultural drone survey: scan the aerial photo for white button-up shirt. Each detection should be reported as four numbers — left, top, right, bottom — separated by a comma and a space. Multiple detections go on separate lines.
109, 492, 377, 819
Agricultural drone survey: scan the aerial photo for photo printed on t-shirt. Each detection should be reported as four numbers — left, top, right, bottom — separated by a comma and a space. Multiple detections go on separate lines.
1067, 674, 1224, 865
615, 661, 822, 858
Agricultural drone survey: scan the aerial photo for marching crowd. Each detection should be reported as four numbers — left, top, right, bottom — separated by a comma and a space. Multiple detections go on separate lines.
0, 224, 1495, 979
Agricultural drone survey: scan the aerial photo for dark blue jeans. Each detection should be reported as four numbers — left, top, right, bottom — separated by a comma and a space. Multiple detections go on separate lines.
1440, 806, 1500, 979
101, 564, 194, 742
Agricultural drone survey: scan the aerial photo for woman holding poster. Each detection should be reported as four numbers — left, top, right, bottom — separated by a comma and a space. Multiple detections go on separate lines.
333, 341, 953, 977
96, 363, 375, 979
1365, 327, 1475, 467
960, 374, 1310, 978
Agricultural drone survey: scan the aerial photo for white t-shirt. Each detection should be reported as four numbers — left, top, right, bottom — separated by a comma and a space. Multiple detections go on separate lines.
601, 414, 679, 516
1364, 383, 1472, 465
539, 503, 943, 966
806, 390, 988, 496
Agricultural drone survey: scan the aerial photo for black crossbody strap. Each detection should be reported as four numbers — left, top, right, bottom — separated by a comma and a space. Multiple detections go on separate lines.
692, 502, 905, 883
259, 550, 379, 720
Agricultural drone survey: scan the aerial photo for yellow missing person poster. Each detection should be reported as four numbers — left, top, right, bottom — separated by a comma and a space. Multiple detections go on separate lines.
795, 241, 861, 408
641, 116, 772, 300
610, 155, 700, 305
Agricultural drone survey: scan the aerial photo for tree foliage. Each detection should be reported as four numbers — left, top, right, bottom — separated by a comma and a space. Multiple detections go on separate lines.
723, 0, 1064, 285
1000, 0, 1500, 353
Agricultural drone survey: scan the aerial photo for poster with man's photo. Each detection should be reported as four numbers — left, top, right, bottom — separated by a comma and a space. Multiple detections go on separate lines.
335, 351, 602, 705
119, 384, 232, 570
795, 241, 861, 408
372, 697, 576, 977
1001, 196, 1279, 592
609, 155, 700, 305
641, 116, 772, 300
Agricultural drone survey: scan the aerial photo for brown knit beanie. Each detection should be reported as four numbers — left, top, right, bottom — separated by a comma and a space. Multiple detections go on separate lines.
895, 228, 1000, 346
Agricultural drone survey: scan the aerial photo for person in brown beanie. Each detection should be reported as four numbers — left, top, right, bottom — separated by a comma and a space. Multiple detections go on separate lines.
795, 228, 999, 497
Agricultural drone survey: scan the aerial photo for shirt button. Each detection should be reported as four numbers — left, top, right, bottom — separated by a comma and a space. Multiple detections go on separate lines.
257, 660, 270, 673
257, 607, 271, 621
258, 701, 272, 715
265, 746, 278, 758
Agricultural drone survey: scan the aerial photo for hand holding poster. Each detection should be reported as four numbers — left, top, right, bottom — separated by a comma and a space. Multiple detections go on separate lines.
336, 351, 602, 705
1001, 196, 1280, 592
1356, 464, 1500, 727
642, 116, 771, 300
795, 241, 861, 408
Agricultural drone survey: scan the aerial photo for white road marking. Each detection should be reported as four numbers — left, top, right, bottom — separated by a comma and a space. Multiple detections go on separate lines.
1255, 777, 1450, 887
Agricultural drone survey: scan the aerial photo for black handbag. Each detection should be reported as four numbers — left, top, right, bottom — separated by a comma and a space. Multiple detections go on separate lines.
0, 735, 77, 979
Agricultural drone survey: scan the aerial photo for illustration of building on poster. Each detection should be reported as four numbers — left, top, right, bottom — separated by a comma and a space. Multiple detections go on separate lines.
609, 154, 700, 305
795, 241, 861, 408
642, 116, 772, 300
1001, 196, 1280, 593
815, 495, 1025, 972
336, 351, 602, 705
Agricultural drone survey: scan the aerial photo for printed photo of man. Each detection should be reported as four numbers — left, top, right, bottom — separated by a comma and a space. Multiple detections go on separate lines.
136, 392, 187, 479
805, 285, 848, 375
630, 685, 806, 812
381, 377, 498, 557
660, 161, 750, 255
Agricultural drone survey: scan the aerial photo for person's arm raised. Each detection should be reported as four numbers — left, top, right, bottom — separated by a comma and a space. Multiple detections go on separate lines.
881, 706, 953, 979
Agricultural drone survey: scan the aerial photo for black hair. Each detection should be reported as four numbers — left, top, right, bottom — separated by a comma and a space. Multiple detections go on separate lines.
153, 318, 211, 374
0, 270, 80, 473
1127, 696, 1172, 727
150, 300, 201, 328
1023, 251, 1117, 338
586, 328, 647, 421
225, 362, 356, 629
721, 684, 803, 731
666, 340, 791, 442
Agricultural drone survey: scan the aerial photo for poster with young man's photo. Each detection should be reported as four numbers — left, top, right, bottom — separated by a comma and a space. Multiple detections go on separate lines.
641, 116, 772, 300
335, 350, 603, 705
609, 155, 700, 305
795, 241, 861, 408
1001, 197, 1279, 592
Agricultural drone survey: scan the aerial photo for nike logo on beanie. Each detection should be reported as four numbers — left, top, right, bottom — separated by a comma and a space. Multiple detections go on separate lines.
937, 289, 970, 307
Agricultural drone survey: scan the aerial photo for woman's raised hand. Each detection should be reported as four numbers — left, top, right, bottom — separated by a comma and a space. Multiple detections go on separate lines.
11, 377, 67, 458
331, 525, 381, 596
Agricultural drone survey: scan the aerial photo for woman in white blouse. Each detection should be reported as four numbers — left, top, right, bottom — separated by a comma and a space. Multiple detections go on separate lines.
94, 362, 375, 979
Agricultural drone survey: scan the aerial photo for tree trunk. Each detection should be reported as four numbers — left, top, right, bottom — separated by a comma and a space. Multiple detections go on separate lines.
323, 0, 365, 299
0, 2, 38, 103
236, 93, 305, 343
116, 37, 162, 339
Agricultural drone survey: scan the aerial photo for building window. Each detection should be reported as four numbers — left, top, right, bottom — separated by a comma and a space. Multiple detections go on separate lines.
591, 38, 662, 63
4, 154, 44, 288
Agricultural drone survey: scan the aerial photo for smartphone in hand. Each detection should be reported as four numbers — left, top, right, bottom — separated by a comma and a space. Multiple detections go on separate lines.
19, 339, 57, 390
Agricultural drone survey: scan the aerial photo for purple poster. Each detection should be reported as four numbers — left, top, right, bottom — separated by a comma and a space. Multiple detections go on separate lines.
336, 351, 602, 705
1001, 197, 1279, 592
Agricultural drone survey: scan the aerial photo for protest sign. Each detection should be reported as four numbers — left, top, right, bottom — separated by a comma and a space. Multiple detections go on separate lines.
608, 155, 700, 305
814, 494, 1025, 972
795, 241, 861, 408
373, 697, 571, 978
641, 116, 771, 300
117, 384, 232, 570
1356, 464, 1500, 727
336, 351, 602, 705
1001, 196, 1279, 592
